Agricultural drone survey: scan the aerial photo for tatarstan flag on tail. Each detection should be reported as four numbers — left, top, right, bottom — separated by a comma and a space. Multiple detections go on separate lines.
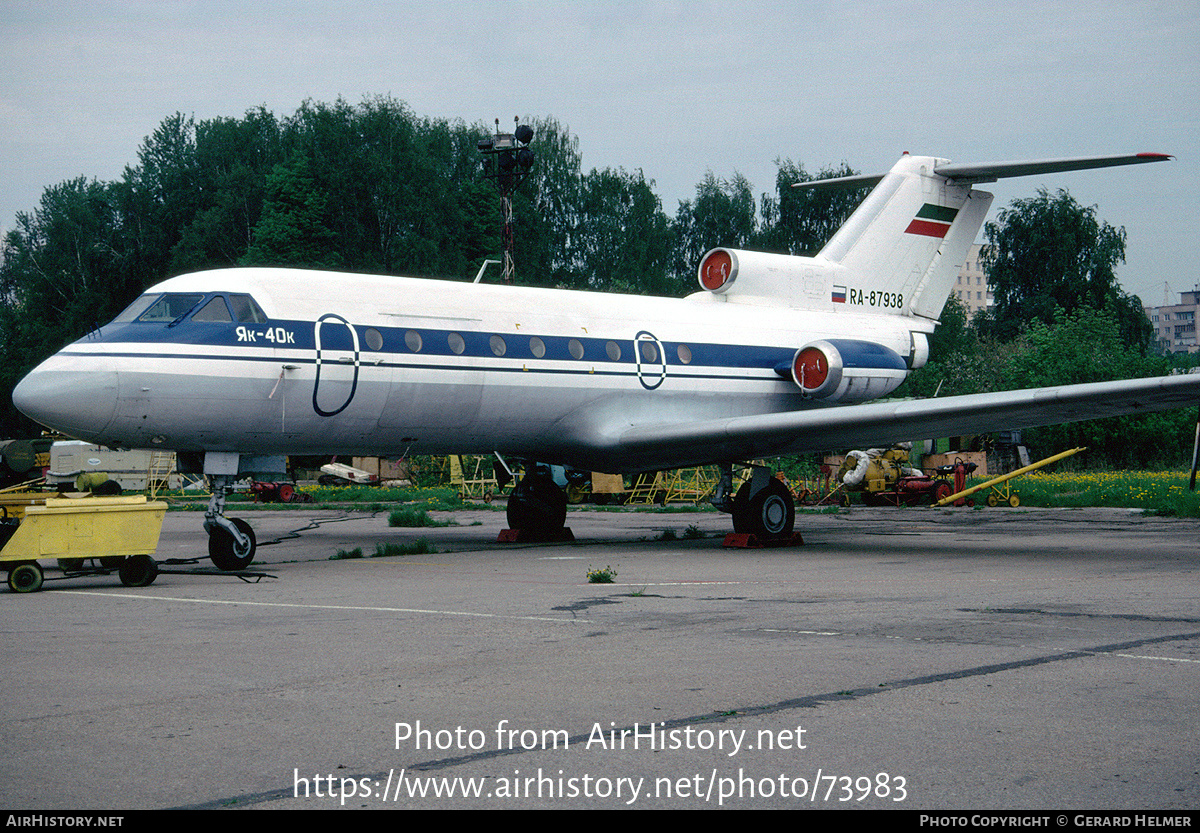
905, 204, 958, 238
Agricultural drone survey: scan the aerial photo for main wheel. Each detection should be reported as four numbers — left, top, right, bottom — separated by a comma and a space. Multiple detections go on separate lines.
506, 473, 567, 534
209, 518, 257, 570
732, 479, 795, 539
8, 562, 44, 593
119, 554, 158, 587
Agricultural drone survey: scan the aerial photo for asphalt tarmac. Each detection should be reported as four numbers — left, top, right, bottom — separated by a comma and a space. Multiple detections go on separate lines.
1, 503, 1197, 810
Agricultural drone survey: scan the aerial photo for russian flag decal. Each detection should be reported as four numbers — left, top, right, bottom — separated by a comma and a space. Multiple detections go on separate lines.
831, 285, 847, 303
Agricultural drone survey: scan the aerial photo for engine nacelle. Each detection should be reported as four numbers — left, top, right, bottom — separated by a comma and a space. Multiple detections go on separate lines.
784, 339, 908, 403
697, 247, 817, 295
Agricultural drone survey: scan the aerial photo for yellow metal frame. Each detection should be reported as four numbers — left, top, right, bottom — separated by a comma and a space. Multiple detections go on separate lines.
933, 447, 1085, 508
0, 495, 167, 563
447, 455, 501, 500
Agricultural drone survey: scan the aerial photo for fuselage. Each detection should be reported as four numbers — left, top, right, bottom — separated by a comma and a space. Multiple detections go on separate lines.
14, 267, 923, 472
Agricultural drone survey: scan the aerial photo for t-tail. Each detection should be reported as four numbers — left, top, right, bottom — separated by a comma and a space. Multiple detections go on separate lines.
695, 151, 1171, 323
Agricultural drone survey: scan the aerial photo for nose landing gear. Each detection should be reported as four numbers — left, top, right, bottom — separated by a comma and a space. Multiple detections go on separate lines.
204, 476, 257, 570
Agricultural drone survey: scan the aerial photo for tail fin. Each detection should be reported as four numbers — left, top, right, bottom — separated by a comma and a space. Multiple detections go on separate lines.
815, 154, 992, 321
696, 152, 1170, 322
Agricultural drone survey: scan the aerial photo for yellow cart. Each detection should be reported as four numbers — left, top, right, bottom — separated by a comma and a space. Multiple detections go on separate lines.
0, 493, 167, 593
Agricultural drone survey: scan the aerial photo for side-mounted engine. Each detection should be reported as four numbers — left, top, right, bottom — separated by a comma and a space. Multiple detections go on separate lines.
778, 338, 909, 403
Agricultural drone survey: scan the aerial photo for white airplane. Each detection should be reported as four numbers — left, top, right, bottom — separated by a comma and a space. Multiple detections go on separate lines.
13, 151, 1197, 568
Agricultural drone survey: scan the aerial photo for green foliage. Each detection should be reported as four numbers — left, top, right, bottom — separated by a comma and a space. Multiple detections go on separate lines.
587, 565, 618, 583
1013, 470, 1200, 518
673, 172, 757, 278
387, 508, 451, 528
375, 540, 436, 557
981, 188, 1150, 349
242, 153, 342, 268
332, 540, 436, 559
572, 168, 675, 294
756, 161, 867, 255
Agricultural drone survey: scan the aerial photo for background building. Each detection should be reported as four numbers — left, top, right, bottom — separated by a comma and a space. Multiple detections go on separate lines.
954, 243, 992, 318
1144, 289, 1200, 354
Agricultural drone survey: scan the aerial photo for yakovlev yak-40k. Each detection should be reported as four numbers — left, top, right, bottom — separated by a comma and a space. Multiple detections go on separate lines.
14, 151, 1197, 567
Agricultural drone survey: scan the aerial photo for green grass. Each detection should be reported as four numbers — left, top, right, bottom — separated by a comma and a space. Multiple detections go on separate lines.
387, 508, 451, 527
332, 539, 436, 559
984, 470, 1200, 518
587, 565, 618, 583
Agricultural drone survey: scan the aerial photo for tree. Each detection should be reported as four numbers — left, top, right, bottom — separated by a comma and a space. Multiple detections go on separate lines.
241, 153, 341, 268
0, 178, 135, 434
170, 107, 284, 272
756, 160, 866, 255
573, 168, 674, 295
509, 116, 582, 287
981, 188, 1151, 348
1000, 305, 1184, 465
673, 172, 757, 281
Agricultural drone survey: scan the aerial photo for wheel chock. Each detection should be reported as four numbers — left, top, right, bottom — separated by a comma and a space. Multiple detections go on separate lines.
722, 532, 804, 548
497, 527, 575, 543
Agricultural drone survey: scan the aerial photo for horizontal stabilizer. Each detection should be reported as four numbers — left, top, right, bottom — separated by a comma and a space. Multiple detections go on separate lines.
794, 153, 1173, 190
933, 152, 1174, 184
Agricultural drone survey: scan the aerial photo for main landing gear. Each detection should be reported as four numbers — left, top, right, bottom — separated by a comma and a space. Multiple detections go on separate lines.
714, 464, 798, 542
205, 476, 257, 570
504, 466, 571, 541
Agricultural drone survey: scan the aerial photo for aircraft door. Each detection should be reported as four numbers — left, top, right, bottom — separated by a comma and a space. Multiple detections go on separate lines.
634, 330, 666, 390
312, 314, 360, 417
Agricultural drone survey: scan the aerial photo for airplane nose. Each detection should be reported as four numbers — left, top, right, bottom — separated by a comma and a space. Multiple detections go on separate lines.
12, 363, 118, 440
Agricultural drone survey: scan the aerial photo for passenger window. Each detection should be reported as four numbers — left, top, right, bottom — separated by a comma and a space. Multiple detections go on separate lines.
137, 294, 204, 322
529, 336, 546, 358
228, 294, 268, 323
568, 339, 584, 360
192, 297, 233, 323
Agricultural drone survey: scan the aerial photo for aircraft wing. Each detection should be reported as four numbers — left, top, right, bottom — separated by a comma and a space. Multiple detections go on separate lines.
612, 375, 1200, 470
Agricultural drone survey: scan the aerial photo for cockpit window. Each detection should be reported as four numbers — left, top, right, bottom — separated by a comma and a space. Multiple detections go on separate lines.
111, 291, 266, 325
192, 296, 233, 322
228, 294, 268, 323
136, 293, 204, 322
112, 293, 161, 323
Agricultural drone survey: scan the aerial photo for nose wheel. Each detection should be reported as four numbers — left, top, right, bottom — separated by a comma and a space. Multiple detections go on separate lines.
204, 477, 257, 570
208, 517, 257, 570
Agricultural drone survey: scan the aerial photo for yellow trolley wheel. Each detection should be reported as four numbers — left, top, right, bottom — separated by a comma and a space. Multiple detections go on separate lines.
119, 554, 158, 588
1008, 494, 1021, 507
986, 493, 999, 507
7, 562, 44, 593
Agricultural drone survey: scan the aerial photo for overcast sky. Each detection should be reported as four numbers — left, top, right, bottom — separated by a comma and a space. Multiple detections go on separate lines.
2, 0, 1196, 304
